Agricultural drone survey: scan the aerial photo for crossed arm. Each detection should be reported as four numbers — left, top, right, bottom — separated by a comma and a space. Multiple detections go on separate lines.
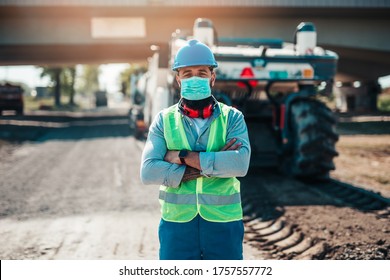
164, 138, 242, 183
140, 111, 251, 187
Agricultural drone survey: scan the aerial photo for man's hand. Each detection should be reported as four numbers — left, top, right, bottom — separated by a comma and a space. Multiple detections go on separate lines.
182, 166, 203, 182
164, 150, 201, 170
164, 138, 242, 170
164, 150, 180, 165
164, 138, 243, 184
220, 138, 242, 151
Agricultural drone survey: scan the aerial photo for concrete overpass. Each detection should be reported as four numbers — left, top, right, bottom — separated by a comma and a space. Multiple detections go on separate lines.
0, 0, 389, 83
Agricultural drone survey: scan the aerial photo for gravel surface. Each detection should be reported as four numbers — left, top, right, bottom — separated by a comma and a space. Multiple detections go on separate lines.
0, 116, 162, 259
0, 112, 389, 260
0, 113, 262, 260
331, 135, 390, 198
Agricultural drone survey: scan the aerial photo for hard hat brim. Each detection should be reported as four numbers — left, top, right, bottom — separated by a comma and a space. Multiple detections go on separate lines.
172, 62, 218, 71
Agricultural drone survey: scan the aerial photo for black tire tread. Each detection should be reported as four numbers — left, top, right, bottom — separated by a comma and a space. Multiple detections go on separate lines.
286, 98, 339, 179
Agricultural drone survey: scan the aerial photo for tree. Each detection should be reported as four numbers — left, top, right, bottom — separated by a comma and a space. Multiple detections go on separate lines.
119, 64, 147, 96
39, 66, 62, 106
39, 66, 77, 107
77, 65, 100, 96
61, 67, 77, 106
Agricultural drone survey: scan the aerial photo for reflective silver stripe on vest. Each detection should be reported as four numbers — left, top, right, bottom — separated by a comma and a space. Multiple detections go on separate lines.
198, 193, 241, 205
160, 191, 241, 206
159, 191, 197, 205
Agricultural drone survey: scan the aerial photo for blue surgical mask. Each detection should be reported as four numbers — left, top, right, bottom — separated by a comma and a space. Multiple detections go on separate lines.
180, 76, 211, 100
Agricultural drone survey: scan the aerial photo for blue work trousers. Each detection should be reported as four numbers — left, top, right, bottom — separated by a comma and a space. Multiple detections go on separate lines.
158, 215, 244, 260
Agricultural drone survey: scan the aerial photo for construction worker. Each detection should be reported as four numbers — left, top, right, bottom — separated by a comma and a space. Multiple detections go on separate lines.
140, 39, 251, 260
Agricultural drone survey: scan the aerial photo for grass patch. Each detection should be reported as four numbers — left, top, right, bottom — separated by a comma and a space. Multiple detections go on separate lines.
378, 93, 390, 112
24, 96, 80, 112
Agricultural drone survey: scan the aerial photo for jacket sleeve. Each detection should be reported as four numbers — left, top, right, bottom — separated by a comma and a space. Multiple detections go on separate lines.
140, 112, 186, 187
199, 108, 251, 178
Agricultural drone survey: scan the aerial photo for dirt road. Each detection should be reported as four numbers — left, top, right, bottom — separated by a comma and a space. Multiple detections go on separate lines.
0, 117, 159, 259
0, 111, 388, 260
0, 112, 262, 260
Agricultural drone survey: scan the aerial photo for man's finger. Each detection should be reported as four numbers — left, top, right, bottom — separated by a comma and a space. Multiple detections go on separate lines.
164, 150, 178, 163
163, 151, 170, 162
221, 138, 237, 151
227, 142, 242, 151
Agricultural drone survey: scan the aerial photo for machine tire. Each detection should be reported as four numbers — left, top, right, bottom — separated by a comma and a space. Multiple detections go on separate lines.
284, 98, 339, 181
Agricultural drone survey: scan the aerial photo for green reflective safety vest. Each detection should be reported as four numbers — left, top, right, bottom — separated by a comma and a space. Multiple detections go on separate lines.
160, 102, 243, 223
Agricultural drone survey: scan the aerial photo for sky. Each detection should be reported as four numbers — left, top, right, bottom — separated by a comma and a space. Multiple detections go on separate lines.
98, 63, 130, 92
0, 65, 50, 89
0, 63, 130, 93
378, 75, 390, 89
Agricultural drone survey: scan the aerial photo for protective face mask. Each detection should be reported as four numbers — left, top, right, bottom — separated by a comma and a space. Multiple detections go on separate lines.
180, 76, 211, 101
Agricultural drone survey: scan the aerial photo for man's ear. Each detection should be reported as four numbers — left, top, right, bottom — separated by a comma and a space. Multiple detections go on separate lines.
210, 72, 216, 88
176, 74, 181, 88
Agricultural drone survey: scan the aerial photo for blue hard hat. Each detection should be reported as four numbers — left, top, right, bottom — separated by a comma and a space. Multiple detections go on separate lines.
172, 39, 218, 71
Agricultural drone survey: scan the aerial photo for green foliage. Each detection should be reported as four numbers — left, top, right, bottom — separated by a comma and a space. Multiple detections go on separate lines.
378, 93, 390, 112
119, 64, 147, 96
76, 65, 100, 96
61, 67, 76, 95
38, 66, 77, 106
36, 64, 147, 109
39, 67, 60, 87
24, 95, 77, 111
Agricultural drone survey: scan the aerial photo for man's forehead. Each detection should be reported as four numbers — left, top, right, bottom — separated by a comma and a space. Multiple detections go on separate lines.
179, 65, 210, 72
